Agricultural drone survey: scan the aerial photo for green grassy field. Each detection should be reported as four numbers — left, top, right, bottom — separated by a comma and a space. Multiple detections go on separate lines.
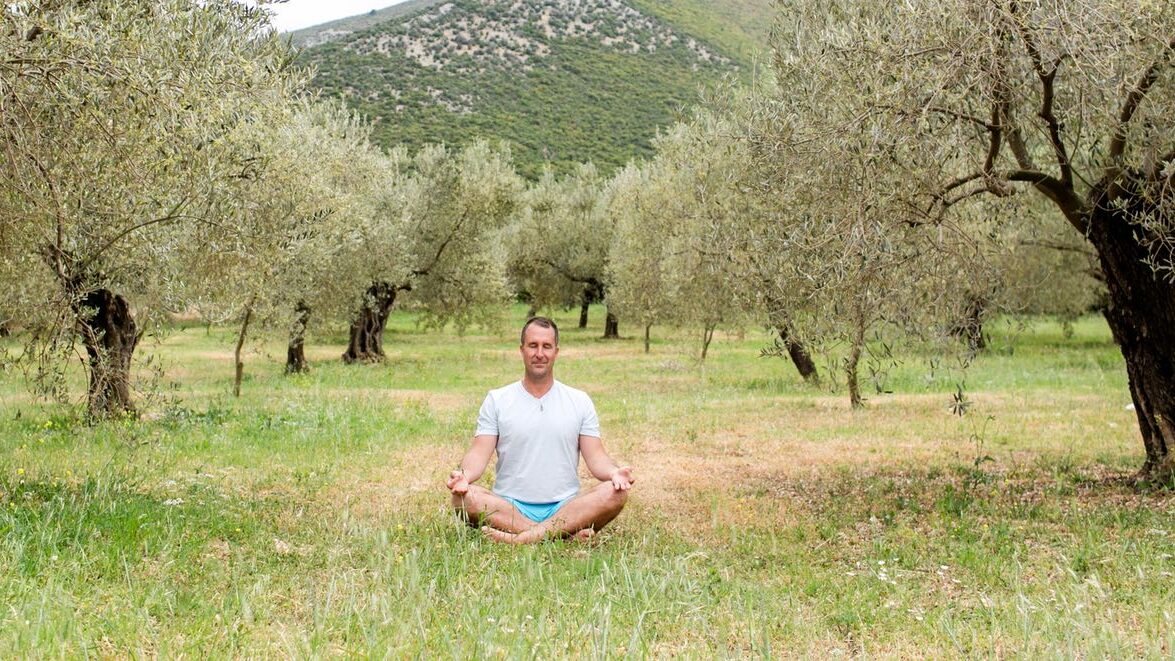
0, 307, 1171, 656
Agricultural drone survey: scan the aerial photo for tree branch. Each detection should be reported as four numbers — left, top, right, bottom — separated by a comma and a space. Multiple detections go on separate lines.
989, 16, 1034, 172
942, 172, 984, 193
1005, 169, 1089, 232
901, 103, 996, 130
539, 258, 595, 286
1018, 237, 1096, 258
411, 209, 470, 279
983, 101, 1002, 173
1014, 20, 1073, 187
79, 199, 214, 273
943, 184, 993, 208
1110, 37, 1175, 162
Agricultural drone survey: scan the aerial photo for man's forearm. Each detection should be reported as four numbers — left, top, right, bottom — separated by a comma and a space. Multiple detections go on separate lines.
458, 437, 497, 483
458, 457, 486, 483
588, 456, 620, 481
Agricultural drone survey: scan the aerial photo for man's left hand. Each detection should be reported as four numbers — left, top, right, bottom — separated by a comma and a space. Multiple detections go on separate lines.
447, 469, 470, 495
609, 466, 634, 491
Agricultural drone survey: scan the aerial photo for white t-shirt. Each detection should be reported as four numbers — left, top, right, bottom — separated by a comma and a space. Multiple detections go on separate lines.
476, 379, 601, 503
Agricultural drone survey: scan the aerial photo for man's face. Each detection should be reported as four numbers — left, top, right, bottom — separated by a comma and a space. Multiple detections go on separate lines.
520, 324, 559, 381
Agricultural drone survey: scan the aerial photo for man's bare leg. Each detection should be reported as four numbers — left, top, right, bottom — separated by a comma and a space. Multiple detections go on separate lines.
453, 485, 536, 534
482, 481, 627, 544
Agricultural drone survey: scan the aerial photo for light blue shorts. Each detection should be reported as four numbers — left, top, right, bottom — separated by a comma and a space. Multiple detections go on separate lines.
504, 495, 575, 523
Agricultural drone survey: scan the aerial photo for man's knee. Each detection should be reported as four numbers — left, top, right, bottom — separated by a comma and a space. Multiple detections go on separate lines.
601, 484, 628, 510
452, 485, 489, 518
592, 480, 628, 499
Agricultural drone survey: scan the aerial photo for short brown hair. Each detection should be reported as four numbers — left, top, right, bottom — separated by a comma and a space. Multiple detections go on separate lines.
520, 316, 559, 346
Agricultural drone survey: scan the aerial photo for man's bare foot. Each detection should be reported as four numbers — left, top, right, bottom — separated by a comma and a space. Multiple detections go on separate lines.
482, 526, 528, 544
481, 525, 595, 544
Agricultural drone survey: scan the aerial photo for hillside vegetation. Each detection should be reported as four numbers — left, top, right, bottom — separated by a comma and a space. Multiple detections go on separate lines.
296, 0, 773, 177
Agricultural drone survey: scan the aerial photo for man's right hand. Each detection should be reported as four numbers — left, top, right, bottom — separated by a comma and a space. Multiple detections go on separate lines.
447, 469, 470, 495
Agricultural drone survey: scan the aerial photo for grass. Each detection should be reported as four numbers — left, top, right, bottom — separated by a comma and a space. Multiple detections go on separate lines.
0, 307, 1172, 656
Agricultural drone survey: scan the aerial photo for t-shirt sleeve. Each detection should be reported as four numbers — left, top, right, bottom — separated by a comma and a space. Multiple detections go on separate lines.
579, 395, 601, 437
475, 393, 498, 436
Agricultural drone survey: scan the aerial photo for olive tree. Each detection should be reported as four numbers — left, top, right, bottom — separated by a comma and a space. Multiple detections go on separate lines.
608, 123, 757, 360
951, 199, 1105, 350
508, 163, 620, 338
604, 59, 966, 407
0, 0, 301, 416
763, 0, 1175, 478
341, 141, 522, 363
605, 163, 673, 352
175, 99, 392, 388
274, 104, 395, 374
735, 112, 966, 407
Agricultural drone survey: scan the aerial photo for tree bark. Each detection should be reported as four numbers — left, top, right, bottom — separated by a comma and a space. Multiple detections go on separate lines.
233, 300, 254, 398
701, 324, 716, 361
644, 323, 651, 354
846, 309, 866, 410
776, 323, 820, 384
342, 282, 397, 364
286, 301, 310, 374
950, 296, 987, 352
579, 297, 590, 329
603, 308, 619, 339
76, 289, 139, 418
1087, 198, 1175, 483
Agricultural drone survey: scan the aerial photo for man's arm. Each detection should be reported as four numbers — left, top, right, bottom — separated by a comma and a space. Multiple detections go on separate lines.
446, 434, 497, 495
579, 435, 634, 490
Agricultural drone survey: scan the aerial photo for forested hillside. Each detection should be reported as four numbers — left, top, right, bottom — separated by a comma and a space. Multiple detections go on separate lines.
296, 0, 773, 177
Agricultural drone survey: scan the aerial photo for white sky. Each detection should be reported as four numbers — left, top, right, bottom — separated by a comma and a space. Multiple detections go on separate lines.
263, 0, 411, 33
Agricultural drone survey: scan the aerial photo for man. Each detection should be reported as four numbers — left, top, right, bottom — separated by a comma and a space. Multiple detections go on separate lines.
446, 316, 634, 544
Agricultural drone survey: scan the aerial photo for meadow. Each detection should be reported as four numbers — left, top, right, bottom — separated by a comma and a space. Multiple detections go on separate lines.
0, 307, 1171, 657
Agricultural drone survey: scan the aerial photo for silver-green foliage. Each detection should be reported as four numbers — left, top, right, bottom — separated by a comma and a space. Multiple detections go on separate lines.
509, 163, 611, 314
607, 119, 755, 356
173, 99, 389, 324
395, 140, 523, 332
0, 0, 302, 396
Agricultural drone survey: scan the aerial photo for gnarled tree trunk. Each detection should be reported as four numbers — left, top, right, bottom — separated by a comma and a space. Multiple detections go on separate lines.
644, 323, 651, 353
950, 296, 987, 352
286, 301, 310, 374
578, 281, 602, 329
77, 288, 138, 418
342, 282, 397, 364
603, 308, 619, 339
776, 323, 819, 384
764, 294, 820, 383
1088, 200, 1175, 483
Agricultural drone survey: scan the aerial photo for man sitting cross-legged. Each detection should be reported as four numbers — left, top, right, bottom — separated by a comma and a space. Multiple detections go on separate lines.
446, 316, 634, 544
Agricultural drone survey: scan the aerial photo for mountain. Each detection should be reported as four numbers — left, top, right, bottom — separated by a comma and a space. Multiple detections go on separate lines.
294, 0, 774, 178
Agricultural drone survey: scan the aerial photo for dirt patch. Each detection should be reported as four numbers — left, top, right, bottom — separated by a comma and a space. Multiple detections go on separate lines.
330, 442, 463, 522
316, 388, 1152, 542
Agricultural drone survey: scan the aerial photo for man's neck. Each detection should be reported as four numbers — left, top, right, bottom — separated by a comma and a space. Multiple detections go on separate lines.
521, 376, 554, 398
